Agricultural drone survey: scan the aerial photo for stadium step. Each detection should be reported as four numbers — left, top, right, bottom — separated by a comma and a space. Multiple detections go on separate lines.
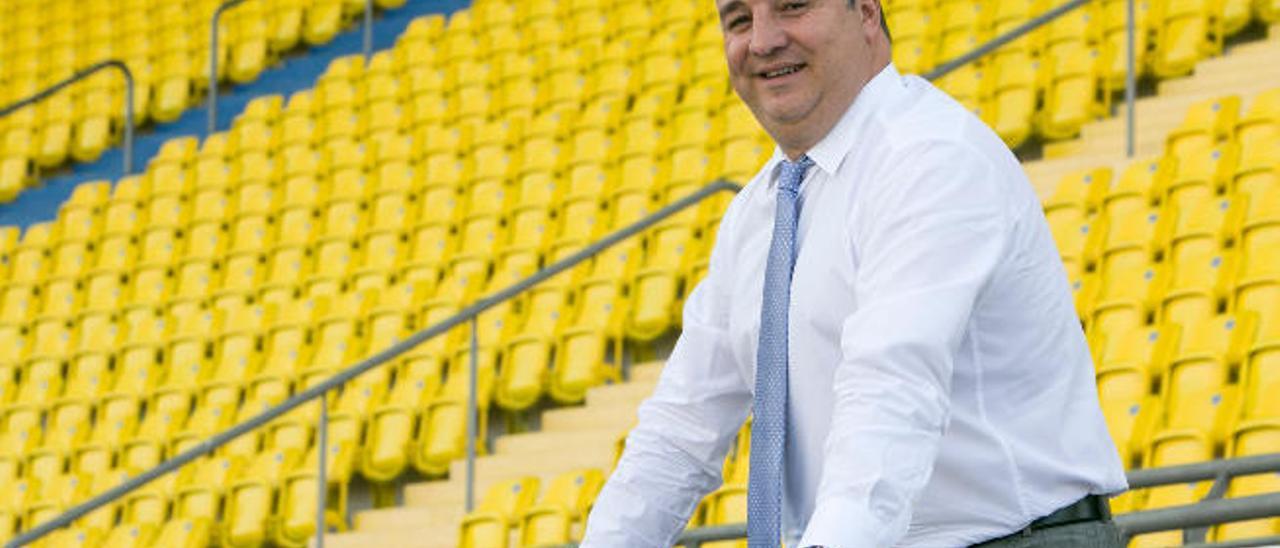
325, 361, 665, 546
318, 526, 460, 548
1024, 26, 1280, 196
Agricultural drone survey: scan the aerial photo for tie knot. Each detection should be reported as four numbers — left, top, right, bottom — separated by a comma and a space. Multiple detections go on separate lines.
778, 156, 813, 193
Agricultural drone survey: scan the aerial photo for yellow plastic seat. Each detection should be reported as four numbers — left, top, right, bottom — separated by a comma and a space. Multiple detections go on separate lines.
362, 350, 443, 482
1161, 347, 1235, 443
101, 198, 144, 237
1213, 420, 1280, 540
149, 518, 212, 548
113, 342, 164, 396
1167, 144, 1239, 212
990, 49, 1036, 148
1242, 337, 1280, 419
1039, 41, 1106, 140
414, 349, 497, 476
223, 448, 302, 547
456, 215, 504, 258
44, 400, 93, 454
1089, 255, 1158, 337
1158, 242, 1231, 328
1130, 430, 1214, 546
1167, 95, 1242, 159
0, 283, 37, 325
518, 468, 606, 546
1153, 0, 1223, 78
628, 222, 695, 340
1233, 136, 1279, 199
65, 350, 112, 401
1097, 362, 1158, 470
227, 9, 269, 85
1234, 88, 1280, 153
459, 476, 541, 548
87, 393, 141, 450
56, 204, 100, 243
49, 240, 90, 279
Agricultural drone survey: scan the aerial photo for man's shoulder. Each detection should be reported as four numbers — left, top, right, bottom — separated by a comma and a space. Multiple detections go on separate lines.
876, 76, 994, 151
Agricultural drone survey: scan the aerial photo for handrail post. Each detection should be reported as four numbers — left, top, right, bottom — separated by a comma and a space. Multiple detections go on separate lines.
364, 0, 374, 60
118, 63, 135, 176
1125, 0, 1137, 158
465, 317, 478, 513
315, 392, 329, 548
210, 0, 249, 134
0, 60, 135, 178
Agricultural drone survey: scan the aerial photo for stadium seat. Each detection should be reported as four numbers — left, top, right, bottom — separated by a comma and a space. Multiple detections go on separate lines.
1213, 419, 1280, 540
1167, 95, 1242, 159
1130, 430, 1215, 547
1097, 363, 1159, 468
1242, 337, 1280, 419
459, 476, 541, 548
517, 468, 605, 547
1152, 0, 1224, 77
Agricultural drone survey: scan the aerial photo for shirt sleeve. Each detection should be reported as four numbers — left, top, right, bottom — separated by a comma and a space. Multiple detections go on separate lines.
581, 200, 755, 547
799, 140, 1013, 547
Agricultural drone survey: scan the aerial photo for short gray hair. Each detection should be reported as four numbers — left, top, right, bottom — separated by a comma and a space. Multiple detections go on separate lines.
848, 0, 892, 43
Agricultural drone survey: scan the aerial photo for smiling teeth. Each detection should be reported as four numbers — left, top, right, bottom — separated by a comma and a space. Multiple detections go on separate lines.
765, 66, 800, 78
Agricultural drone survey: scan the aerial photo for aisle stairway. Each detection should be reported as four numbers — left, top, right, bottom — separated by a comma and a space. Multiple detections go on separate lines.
1024, 23, 1280, 196
324, 362, 661, 547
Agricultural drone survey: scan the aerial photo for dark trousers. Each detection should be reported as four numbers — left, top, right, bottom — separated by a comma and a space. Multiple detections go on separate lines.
970, 519, 1126, 547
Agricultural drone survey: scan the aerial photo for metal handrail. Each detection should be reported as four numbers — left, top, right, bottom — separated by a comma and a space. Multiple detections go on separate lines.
0, 60, 135, 176
641, 452, 1280, 548
209, 0, 378, 133
922, 0, 1092, 81
6, 180, 742, 547
921, 0, 1139, 157
208, 0, 249, 134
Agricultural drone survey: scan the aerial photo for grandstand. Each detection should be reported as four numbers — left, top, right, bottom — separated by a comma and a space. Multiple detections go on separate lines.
0, 0, 1278, 547
0, 0, 409, 203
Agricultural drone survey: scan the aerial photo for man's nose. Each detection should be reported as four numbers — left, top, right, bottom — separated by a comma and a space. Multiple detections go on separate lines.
749, 12, 788, 56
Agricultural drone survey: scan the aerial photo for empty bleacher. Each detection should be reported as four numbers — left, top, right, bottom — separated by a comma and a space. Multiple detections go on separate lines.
0, 0, 408, 203
0, 0, 1278, 546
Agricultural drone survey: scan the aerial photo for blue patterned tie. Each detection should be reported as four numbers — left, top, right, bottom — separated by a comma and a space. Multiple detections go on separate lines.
748, 156, 813, 548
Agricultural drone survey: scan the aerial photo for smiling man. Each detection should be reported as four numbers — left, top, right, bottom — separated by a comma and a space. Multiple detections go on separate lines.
581, 0, 1129, 546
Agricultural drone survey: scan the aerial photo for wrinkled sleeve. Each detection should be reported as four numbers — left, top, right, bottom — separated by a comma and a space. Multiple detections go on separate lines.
581, 201, 755, 547
799, 141, 1011, 547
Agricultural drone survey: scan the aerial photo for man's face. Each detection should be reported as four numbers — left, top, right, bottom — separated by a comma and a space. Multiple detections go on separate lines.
717, 0, 880, 143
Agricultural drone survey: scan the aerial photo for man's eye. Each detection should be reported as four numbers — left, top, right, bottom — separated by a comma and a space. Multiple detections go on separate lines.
727, 15, 750, 29
781, 1, 808, 10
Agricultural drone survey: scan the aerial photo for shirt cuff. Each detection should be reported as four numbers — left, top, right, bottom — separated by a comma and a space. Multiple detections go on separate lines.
797, 496, 883, 548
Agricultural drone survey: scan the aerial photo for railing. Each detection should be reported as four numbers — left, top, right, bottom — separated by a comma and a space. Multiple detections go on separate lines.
922, 0, 1138, 158
5, 180, 742, 547
0, 60, 136, 177
538, 453, 1280, 548
208, 0, 378, 133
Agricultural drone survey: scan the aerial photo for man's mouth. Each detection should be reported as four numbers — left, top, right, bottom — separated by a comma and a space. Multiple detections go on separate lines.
759, 64, 806, 79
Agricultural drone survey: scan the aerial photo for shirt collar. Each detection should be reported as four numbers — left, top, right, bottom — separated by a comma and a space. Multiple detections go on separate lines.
765, 62, 903, 187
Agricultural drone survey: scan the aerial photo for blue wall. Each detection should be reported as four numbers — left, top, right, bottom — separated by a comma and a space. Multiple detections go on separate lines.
0, 0, 470, 228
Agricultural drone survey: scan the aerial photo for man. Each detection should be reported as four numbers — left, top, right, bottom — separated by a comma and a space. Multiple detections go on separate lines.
582, 0, 1129, 546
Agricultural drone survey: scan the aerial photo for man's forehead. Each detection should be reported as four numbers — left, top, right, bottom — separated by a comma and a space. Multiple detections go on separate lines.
716, 0, 747, 15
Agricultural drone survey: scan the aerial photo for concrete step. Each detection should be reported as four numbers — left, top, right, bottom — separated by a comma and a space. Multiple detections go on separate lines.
541, 402, 641, 433
402, 444, 617, 507
352, 504, 464, 533
493, 427, 623, 455
318, 525, 458, 548
444, 444, 617, 491
584, 378, 658, 408
628, 361, 666, 383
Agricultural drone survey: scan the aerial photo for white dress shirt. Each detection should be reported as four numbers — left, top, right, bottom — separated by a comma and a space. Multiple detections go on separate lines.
582, 64, 1128, 547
